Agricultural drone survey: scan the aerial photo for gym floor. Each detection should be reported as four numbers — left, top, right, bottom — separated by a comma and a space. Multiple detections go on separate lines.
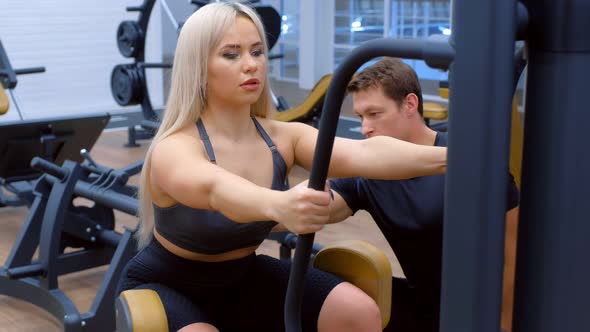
0, 80, 401, 331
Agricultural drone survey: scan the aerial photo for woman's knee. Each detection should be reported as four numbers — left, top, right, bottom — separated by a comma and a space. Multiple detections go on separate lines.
318, 282, 382, 332
178, 322, 220, 332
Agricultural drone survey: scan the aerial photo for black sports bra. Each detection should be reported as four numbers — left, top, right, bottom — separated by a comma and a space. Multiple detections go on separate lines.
154, 117, 289, 254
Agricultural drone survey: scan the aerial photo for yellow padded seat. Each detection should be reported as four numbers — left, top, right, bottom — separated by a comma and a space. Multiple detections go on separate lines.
438, 87, 449, 99
423, 101, 448, 120
272, 74, 332, 122
116, 289, 169, 332
0, 89, 9, 115
313, 240, 392, 329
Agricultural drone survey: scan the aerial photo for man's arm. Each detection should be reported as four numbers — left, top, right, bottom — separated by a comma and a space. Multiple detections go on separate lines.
328, 177, 363, 223
329, 190, 354, 223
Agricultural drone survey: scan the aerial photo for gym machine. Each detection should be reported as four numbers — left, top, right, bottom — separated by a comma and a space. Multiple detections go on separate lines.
0, 114, 110, 208
110, 0, 164, 147
0, 39, 109, 208
0, 154, 142, 332
0, 39, 45, 120
441, 0, 589, 331
286, 0, 590, 331
111, 0, 296, 147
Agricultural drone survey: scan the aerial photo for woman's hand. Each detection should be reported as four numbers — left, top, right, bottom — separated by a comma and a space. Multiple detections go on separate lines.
270, 180, 331, 235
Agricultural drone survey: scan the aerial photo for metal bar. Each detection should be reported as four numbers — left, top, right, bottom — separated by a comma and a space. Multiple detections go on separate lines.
0, 40, 17, 89
14, 67, 46, 75
5, 264, 44, 279
0, 275, 82, 332
440, 0, 516, 331
8, 89, 24, 120
43, 175, 138, 216
39, 161, 83, 290
86, 230, 137, 332
56, 249, 116, 276
160, 0, 180, 32
3, 197, 47, 268
513, 1, 590, 331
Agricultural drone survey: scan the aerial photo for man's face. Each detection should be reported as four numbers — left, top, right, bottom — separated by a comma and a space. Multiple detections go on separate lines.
352, 86, 410, 140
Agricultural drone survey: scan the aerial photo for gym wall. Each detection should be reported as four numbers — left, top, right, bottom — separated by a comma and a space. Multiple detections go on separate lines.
0, 0, 163, 122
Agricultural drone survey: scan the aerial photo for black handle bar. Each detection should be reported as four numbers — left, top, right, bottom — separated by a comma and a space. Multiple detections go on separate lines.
0, 66, 46, 90
30, 157, 138, 215
30, 157, 69, 181
14, 67, 46, 76
284, 37, 454, 332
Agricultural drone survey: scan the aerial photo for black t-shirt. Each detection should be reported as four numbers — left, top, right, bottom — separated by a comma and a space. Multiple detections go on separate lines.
329, 132, 519, 310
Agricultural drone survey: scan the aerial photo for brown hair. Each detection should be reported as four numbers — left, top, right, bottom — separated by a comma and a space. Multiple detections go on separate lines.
347, 57, 423, 116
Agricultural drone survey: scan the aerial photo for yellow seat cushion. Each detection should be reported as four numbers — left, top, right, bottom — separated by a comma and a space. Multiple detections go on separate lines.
438, 87, 449, 99
272, 74, 332, 122
423, 101, 448, 120
313, 240, 392, 329
117, 289, 168, 332
0, 89, 9, 115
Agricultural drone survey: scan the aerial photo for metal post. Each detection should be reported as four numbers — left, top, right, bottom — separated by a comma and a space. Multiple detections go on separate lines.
440, 0, 516, 331
513, 1, 590, 331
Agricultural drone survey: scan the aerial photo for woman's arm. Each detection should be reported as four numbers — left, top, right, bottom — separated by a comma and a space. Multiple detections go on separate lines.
284, 121, 446, 179
151, 133, 330, 234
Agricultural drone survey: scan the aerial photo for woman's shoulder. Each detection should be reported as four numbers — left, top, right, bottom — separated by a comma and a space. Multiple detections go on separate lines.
151, 126, 205, 161
255, 117, 313, 138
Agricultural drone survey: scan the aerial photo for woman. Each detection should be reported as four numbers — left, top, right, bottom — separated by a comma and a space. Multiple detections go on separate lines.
117, 3, 447, 332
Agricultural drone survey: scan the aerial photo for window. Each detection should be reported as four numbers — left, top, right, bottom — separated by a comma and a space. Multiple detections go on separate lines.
390, 1, 451, 80
334, 0, 384, 68
268, 0, 300, 81
333, 0, 451, 80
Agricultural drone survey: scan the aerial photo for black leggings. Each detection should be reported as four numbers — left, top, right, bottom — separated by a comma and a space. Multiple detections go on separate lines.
117, 239, 343, 332
385, 277, 440, 332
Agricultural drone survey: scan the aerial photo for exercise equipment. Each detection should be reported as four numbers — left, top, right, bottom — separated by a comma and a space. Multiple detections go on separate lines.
285, 31, 530, 332
0, 88, 8, 115
111, 0, 163, 147
112, 0, 298, 146
285, 37, 453, 332
271, 74, 332, 127
0, 39, 108, 208
422, 80, 450, 131
0, 113, 110, 207
0, 39, 46, 119
435, 1, 590, 331
0, 155, 142, 332
312, 240, 392, 329
114, 240, 393, 332
266, 231, 324, 261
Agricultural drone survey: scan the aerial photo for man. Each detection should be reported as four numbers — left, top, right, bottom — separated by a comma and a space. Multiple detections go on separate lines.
328, 57, 519, 332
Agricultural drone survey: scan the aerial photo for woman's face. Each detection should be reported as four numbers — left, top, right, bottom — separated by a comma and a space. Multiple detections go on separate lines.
207, 16, 267, 109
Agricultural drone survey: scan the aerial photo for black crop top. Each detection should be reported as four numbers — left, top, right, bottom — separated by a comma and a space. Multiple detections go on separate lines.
154, 117, 289, 254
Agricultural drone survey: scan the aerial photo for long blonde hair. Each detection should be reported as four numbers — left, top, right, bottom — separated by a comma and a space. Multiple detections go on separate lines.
136, 2, 272, 249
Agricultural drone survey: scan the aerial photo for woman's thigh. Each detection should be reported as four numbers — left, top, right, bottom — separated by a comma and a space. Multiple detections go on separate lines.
221, 255, 343, 332
134, 283, 212, 332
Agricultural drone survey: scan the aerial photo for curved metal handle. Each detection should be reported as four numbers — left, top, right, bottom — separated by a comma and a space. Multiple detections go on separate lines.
284, 38, 454, 332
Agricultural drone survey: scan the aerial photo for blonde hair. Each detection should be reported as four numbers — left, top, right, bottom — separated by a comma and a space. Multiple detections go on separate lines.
136, 2, 272, 249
